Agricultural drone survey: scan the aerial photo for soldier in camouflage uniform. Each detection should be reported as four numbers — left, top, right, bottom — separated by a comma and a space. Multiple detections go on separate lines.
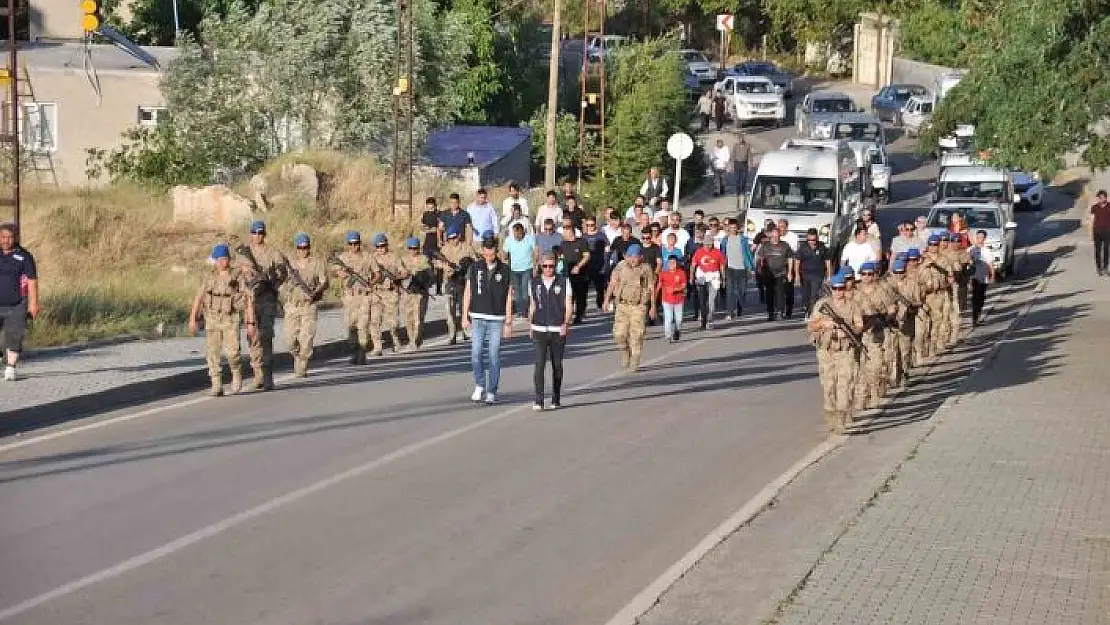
921, 235, 953, 359
332, 230, 379, 365
808, 270, 864, 434
188, 244, 255, 397
369, 233, 404, 355
887, 255, 923, 387
238, 220, 287, 391
602, 244, 656, 372
434, 227, 475, 345
905, 247, 936, 366
280, 233, 330, 377
940, 233, 972, 346
398, 236, 433, 352
853, 261, 896, 409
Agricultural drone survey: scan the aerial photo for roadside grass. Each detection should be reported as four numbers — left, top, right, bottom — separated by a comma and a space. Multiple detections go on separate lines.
16, 151, 541, 348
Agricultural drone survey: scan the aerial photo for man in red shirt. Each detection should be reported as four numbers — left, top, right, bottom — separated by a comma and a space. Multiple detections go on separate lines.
691, 237, 726, 329
1091, 190, 1110, 276
657, 256, 688, 342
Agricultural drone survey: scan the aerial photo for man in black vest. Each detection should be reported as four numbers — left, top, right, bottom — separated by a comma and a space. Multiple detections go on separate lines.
529, 252, 573, 411
462, 231, 515, 405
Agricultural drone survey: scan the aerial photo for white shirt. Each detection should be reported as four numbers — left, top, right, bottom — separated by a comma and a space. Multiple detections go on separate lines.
971, 245, 995, 282
501, 196, 530, 226
506, 216, 534, 236
602, 224, 622, 244
663, 226, 689, 250
841, 240, 879, 275
640, 176, 670, 200
653, 209, 673, 226
534, 203, 563, 229
712, 146, 731, 171
466, 202, 499, 241
780, 231, 799, 251
713, 230, 728, 246
624, 205, 652, 221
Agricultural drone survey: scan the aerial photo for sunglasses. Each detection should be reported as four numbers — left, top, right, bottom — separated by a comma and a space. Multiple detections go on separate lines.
296, 246, 310, 250
347, 241, 360, 245
541, 263, 556, 269
831, 286, 846, 290
860, 272, 875, 276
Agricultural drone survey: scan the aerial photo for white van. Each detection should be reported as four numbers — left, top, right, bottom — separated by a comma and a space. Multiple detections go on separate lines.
934, 71, 965, 102
747, 139, 863, 258
933, 163, 1019, 224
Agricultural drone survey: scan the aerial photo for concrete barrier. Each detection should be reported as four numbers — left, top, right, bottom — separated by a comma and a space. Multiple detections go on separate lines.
891, 58, 962, 90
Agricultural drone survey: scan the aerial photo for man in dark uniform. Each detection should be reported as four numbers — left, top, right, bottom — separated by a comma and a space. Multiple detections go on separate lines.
0, 223, 38, 381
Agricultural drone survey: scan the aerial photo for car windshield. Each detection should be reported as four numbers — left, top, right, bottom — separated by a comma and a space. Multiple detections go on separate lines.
812, 98, 854, 113
917, 101, 934, 114
737, 81, 773, 94
684, 51, 708, 63
749, 176, 838, 212
939, 180, 1007, 201
745, 63, 778, 75
929, 209, 999, 229
893, 86, 926, 101
834, 122, 881, 141
868, 149, 885, 166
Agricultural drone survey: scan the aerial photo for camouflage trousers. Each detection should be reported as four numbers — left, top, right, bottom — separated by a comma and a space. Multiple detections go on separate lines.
891, 321, 913, 385
371, 289, 401, 353
443, 292, 465, 340
817, 347, 857, 414
248, 295, 278, 373
926, 292, 951, 356
400, 293, 427, 348
204, 315, 241, 381
946, 285, 962, 345
613, 302, 647, 370
343, 293, 373, 350
283, 304, 318, 361
913, 308, 932, 366
855, 333, 888, 410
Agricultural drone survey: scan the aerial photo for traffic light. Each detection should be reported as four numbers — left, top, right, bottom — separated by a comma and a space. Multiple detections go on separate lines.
80, 0, 100, 33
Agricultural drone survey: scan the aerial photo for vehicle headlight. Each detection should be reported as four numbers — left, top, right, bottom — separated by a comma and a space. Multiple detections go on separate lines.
814, 122, 833, 138
774, 85, 784, 94
987, 241, 1003, 250
746, 220, 756, 234
1032, 172, 1041, 182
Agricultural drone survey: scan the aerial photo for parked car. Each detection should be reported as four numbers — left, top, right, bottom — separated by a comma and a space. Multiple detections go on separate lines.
870, 84, 927, 123
900, 95, 934, 136
1012, 171, 1044, 210
925, 198, 1017, 280
795, 91, 861, 137
586, 34, 629, 62
714, 75, 787, 127
727, 61, 795, 97
680, 49, 716, 83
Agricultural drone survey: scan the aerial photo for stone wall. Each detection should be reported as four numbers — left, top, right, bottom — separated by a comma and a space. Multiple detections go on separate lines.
891, 57, 964, 91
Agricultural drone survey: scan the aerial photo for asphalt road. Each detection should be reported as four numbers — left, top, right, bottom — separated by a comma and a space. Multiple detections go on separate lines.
0, 116, 1067, 625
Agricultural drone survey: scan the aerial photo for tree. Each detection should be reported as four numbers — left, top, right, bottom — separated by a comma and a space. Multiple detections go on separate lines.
922, 0, 1110, 176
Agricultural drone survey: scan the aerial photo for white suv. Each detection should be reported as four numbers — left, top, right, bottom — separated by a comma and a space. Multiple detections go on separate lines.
713, 75, 786, 127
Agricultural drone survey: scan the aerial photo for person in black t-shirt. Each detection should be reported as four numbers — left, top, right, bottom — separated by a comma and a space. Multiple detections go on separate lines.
559, 218, 591, 323
794, 227, 832, 318
420, 197, 443, 294
582, 216, 609, 311
563, 196, 588, 231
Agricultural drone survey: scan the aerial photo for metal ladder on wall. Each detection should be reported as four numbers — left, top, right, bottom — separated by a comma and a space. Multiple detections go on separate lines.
14, 66, 59, 188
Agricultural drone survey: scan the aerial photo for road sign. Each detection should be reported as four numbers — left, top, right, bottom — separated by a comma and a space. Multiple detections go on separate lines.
716, 14, 734, 31
667, 132, 694, 212
666, 132, 694, 160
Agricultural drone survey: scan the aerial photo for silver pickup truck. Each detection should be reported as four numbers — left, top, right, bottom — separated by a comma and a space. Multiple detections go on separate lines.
795, 91, 861, 138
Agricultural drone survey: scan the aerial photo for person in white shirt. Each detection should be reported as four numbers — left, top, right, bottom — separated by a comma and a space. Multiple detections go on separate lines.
711, 138, 731, 196
777, 218, 799, 251
503, 203, 534, 237
534, 190, 563, 229
500, 183, 529, 226
859, 207, 882, 257
640, 167, 669, 207
663, 212, 690, 251
841, 226, 880, 275
653, 199, 674, 227
602, 209, 623, 244
624, 195, 652, 223
466, 188, 499, 243
969, 229, 996, 326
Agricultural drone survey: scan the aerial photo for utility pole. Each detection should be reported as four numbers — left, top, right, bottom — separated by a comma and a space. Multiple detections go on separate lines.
390, 0, 415, 220
543, 0, 561, 191
1, 0, 19, 230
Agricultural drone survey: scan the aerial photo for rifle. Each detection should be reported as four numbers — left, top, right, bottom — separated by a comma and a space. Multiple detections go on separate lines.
232, 240, 278, 296
281, 256, 321, 302
378, 263, 428, 296
434, 251, 473, 283
818, 302, 867, 357
327, 253, 373, 291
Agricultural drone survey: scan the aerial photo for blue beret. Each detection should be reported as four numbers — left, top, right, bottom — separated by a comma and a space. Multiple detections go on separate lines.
841, 266, 856, 278
626, 243, 643, 256
406, 236, 421, 248
446, 227, 461, 238
927, 234, 941, 245
373, 233, 388, 246
859, 261, 877, 273
830, 272, 847, 287
906, 248, 921, 259
892, 258, 907, 272
293, 232, 310, 247
250, 220, 266, 234
481, 230, 496, 240
345, 230, 361, 243
939, 232, 950, 241
211, 244, 230, 259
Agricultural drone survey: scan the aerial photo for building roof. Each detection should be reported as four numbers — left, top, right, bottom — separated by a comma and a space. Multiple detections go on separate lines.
424, 126, 532, 168
19, 41, 179, 74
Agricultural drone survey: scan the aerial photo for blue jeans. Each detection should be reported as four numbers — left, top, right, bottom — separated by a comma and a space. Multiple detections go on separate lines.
510, 270, 531, 316
663, 302, 684, 337
470, 317, 504, 393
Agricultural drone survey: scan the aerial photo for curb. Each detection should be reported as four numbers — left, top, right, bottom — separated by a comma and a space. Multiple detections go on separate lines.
2, 318, 449, 439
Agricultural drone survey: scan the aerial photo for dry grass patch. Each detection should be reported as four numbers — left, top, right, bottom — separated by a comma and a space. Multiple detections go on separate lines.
13, 152, 540, 347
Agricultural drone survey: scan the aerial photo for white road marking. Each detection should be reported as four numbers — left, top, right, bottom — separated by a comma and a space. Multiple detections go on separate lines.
0, 333, 710, 621
602, 436, 846, 625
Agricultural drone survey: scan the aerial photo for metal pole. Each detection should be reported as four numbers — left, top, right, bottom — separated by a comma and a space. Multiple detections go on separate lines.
576, 0, 589, 193
719, 29, 725, 71
8, 0, 18, 231
171, 0, 180, 44
543, 0, 561, 190
673, 157, 682, 214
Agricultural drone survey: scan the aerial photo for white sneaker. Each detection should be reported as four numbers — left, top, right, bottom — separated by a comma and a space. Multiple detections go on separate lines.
2, 366, 14, 381
470, 386, 484, 402
532, 402, 544, 411
484, 392, 497, 405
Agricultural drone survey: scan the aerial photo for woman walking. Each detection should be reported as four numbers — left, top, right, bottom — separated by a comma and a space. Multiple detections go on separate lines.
529, 252, 573, 410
